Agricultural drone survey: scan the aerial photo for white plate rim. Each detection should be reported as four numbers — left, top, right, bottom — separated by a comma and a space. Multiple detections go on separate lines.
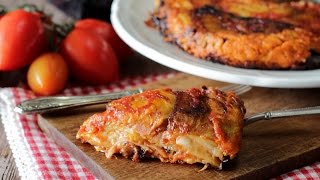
111, 0, 320, 88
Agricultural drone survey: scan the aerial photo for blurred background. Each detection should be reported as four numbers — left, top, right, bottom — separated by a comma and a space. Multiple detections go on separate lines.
49, 0, 320, 19
49, 0, 113, 21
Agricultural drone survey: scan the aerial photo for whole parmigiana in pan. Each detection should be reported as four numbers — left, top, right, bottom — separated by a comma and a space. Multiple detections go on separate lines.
149, 0, 319, 69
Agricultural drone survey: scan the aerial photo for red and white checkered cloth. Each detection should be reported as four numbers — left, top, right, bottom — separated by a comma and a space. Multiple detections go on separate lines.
0, 73, 319, 180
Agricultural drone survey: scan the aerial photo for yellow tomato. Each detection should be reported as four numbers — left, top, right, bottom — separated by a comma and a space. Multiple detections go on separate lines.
27, 53, 69, 96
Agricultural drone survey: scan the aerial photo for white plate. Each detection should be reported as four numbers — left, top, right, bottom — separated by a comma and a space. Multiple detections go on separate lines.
111, 0, 320, 88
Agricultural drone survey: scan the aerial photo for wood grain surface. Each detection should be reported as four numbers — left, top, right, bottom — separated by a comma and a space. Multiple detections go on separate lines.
0, 122, 19, 180
38, 73, 320, 180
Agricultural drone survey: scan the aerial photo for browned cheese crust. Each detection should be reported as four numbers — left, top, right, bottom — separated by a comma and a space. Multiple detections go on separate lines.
213, 0, 320, 53
77, 87, 246, 169
150, 0, 316, 69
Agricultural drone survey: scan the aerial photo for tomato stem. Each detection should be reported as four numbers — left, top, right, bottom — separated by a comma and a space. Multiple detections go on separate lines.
18, 4, 74, 36
54, 23, 74, 38
19, 4, 42, 13
18, 4, 75, 51
0, 5, 6, 15
47, 23, 74, 52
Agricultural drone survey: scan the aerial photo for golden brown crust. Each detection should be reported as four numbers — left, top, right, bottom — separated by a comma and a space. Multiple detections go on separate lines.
213, 0, 320, 53
77, 87, 246, 169
150, 0, 316, 69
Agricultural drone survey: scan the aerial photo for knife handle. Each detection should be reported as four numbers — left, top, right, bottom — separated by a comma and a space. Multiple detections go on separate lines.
15, 88, 144, 114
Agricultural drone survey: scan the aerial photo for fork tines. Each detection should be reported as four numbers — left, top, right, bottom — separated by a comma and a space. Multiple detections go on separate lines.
220, 84, 252, 95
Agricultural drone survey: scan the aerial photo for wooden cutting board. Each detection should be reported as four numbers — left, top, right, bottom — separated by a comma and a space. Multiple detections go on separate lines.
38, 72, 320, 180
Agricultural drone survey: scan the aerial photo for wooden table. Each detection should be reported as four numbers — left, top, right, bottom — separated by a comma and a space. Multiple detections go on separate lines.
0, 121, 19, 180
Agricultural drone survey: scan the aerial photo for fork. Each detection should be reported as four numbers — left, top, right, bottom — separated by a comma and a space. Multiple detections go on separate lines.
14, 84, 251, 114
219, 84, 252, 95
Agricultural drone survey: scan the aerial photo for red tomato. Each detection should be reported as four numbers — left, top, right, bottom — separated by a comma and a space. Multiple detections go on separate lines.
60, 28, 119, 85
27, 53, 69, 96
75, 19, 133, 62
0, 10, 46, 71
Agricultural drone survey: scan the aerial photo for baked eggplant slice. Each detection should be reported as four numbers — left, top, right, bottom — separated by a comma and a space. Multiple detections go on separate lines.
77, 87, 246, 169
